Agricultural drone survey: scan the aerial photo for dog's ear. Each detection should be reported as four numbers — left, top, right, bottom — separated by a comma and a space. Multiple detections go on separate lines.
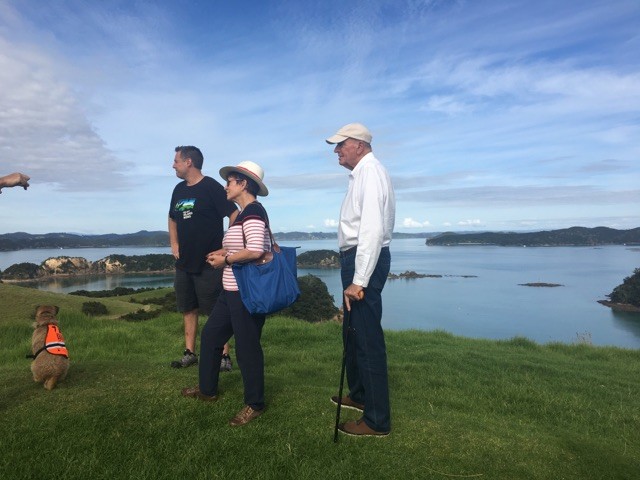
34, 305, 41, 317
53, 306, 59, 315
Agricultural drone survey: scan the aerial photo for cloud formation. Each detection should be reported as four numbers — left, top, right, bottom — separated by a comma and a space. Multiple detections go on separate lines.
0, 0, 638, 234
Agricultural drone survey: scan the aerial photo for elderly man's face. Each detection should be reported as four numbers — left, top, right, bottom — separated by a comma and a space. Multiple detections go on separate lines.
334, 138, 362, 170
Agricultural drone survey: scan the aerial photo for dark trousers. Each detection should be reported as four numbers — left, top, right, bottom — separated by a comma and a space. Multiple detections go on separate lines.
199, 290, 266, 410
340, 247, 391, 432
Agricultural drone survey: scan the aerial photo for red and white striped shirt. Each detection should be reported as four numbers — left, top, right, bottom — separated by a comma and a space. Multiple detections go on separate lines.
222, 203, 271, 291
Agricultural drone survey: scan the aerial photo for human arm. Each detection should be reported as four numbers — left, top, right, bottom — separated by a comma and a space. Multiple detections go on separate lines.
0, 172, 30, 193
351, 166, 387, 287
206, 217, 266, 269
168, 217, 179, 259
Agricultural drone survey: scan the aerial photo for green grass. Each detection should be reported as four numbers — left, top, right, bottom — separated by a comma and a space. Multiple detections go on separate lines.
1, 283, 639, 479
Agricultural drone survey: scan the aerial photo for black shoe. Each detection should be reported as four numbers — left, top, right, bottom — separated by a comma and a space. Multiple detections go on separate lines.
171, 349, 198, 368
220, 354, 233, 372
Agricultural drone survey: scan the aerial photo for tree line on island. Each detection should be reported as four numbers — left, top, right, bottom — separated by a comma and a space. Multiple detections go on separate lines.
0, 230, 437, 251
1, 226, 638, 252
426, 226, 640, 246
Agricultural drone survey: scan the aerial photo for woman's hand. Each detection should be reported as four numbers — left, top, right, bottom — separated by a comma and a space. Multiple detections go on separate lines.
206, 253, 227, 269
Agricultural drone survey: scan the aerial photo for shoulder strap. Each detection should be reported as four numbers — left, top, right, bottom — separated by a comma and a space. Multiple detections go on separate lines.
241, 202, 277, 251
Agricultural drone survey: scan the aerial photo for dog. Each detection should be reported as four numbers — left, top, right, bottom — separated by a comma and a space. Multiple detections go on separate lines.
27, 305, 69, 390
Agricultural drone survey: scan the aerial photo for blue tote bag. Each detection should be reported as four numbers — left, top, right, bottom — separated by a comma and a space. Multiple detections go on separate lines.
232, 207, 300, 315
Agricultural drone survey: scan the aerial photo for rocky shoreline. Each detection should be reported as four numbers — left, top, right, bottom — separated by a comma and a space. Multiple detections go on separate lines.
0, 254, 175, 281
597, 300, 640, 313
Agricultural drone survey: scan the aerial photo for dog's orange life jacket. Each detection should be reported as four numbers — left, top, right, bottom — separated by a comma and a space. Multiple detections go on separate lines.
26, 324, 69, 359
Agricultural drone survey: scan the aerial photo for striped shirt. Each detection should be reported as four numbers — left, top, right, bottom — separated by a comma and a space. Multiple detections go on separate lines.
222, 202, 271, 291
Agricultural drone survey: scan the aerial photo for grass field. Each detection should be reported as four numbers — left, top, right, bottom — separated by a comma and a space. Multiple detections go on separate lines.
1, 282, 639, 479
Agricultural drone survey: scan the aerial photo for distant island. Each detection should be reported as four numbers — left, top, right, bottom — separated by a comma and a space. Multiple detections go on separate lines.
387, 271, 478, 279
2, 227, 638, 251
598, 268, 640, 313
0, 254, 175, 281
1, 251, 342, 280
426, 226, 640, 247
0, 230, 438, 251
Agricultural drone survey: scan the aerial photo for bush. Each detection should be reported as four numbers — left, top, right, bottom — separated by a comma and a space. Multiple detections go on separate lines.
70, 286, 157, 297
120, 309, 160, 322
278, 274, 339, 322
82, 301, 108, 316
136, 291, 177, 312
1, 262, 44, 280
607, 267, 640, 307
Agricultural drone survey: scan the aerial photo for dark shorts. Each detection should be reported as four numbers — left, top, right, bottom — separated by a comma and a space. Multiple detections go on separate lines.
174, 266, 223, 316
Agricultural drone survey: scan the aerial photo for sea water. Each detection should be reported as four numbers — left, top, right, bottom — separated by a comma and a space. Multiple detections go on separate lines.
2, 240, 639, 348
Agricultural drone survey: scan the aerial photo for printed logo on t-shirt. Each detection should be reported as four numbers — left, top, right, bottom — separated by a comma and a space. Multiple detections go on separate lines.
175, 198, 196, 220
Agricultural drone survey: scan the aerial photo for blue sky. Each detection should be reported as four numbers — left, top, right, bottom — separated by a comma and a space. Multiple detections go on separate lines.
0, 0, 638, 235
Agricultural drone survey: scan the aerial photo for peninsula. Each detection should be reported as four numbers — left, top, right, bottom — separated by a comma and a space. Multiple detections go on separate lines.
426, 226, 640, 247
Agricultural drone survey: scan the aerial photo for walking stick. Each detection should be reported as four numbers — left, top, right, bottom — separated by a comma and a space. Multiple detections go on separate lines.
333, 291, 363, 443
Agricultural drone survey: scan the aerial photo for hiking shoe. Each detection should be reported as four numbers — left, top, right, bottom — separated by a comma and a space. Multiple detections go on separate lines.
338, 418, 390, 437
229, 405, 264, 426
171, 349, 198, 368
331, 395, 365, 412
220, 354, 233, 372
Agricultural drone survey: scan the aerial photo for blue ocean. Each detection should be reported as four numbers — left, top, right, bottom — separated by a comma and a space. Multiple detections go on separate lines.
2, 239, 639, 349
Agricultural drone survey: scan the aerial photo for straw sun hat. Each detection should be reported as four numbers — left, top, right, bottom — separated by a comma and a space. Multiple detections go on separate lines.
219, 161, 269, 196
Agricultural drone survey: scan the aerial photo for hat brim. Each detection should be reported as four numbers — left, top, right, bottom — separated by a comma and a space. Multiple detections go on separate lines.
219, 166, 269, 196
326, 134, 348, 145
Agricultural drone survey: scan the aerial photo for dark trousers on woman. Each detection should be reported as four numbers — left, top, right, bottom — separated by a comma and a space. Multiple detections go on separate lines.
199, 290, 266, 410
340, 246, 391, 432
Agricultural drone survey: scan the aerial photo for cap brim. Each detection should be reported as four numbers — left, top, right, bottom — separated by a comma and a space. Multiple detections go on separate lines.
326, 134, 348, 144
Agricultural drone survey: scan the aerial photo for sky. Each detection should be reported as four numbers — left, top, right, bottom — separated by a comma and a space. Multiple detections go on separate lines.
0, 0, 638, 235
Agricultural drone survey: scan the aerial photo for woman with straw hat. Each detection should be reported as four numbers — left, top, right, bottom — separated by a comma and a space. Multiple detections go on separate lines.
181, 161, 271, 427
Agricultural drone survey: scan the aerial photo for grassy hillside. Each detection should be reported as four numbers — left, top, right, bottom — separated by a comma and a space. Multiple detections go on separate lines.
1, 283, 639, 479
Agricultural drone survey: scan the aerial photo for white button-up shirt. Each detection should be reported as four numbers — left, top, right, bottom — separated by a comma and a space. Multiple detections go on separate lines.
339, 152, 396, 287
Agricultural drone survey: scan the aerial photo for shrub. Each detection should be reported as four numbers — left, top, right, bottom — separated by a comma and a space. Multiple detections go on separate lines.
1, 262, 44, 280
120, 309, 160, 322
82, 301, 108, 316
278, 274, 339, 322
70, 286, 156, 297
607, 268, 640, 307
136, 291, 177, 312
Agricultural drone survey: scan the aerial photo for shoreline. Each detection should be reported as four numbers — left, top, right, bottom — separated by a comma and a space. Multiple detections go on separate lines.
597, 300, 640, 313
1, 270, 174, 284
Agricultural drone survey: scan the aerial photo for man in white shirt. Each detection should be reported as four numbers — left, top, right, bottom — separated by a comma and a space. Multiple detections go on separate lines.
326, 123, 396, 436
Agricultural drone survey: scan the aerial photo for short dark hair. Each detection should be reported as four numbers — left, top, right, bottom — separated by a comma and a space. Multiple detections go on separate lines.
229, 172, 259, 196
175, 146, 204, 170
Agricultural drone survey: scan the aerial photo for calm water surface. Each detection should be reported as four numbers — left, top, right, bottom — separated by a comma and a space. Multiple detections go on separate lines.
2, 240, 639, 348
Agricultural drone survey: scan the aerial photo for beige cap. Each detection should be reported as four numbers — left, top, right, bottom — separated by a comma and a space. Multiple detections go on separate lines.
219, 161, 269, 196
326, 123, 372, 144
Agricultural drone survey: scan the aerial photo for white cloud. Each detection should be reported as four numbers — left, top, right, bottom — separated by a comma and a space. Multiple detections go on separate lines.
324, 219, 339, 228
0, 36, 131, 192
402, 218, 431, 228
1, 0, 639, 234
423, 95, 470, 115
457, 219, 483, 227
